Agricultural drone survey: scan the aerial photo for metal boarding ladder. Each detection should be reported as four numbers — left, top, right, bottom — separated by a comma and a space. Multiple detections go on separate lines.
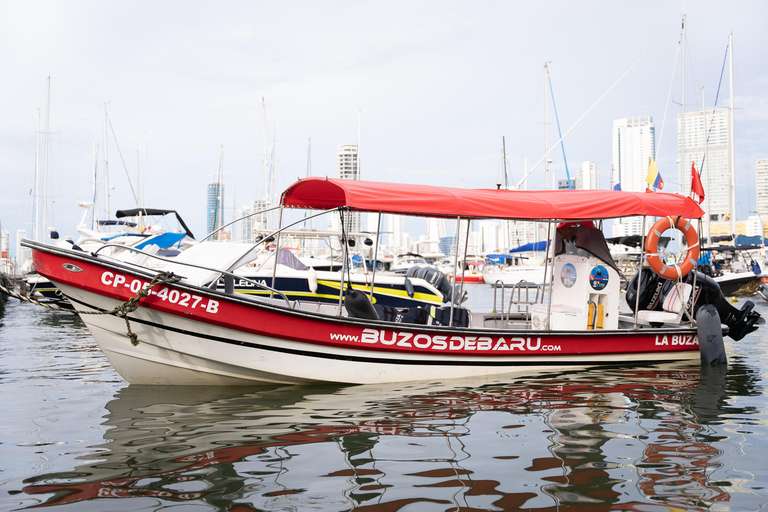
492, 280, 540, 327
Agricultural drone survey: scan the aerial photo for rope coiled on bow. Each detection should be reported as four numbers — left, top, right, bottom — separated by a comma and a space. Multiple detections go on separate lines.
0, 272, 181, 346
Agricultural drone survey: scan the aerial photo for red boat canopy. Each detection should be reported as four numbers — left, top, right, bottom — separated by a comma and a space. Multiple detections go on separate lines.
280, 177, 705, 221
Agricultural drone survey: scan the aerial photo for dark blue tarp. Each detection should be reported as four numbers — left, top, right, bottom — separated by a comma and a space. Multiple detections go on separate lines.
734, 235, 764, 247
509, 241, 548, 253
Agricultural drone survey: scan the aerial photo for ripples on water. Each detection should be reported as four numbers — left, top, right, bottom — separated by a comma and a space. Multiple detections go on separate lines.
1, 291, 768, 511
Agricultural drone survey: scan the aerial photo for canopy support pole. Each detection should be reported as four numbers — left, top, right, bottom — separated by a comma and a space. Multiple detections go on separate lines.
545, 220, 554, 327
369, 212, 382, 301
337, 208, 349, 316
450, 217, 462, 326
634, 216, 648, 328
269, 205, 285, 299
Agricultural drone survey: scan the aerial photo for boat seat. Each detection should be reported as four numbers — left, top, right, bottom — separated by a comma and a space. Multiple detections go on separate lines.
374, 304, 428, 324
426, 306, 471, 327
124, 243, 160, 266
159, 242, 260, 287
635, 282, 693, 325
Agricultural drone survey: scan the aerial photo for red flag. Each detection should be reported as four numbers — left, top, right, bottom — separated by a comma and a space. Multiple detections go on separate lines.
691, 162, 705, 204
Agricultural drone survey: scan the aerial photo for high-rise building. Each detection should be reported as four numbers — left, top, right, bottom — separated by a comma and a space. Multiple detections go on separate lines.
239, 198, 270, 242
0, 226, 10, 275
612, 116, 655, 193
337, 144, 360, 180
439, 235, 456, 257
477, 220, 500, 253
329, 144, 362, 236
754, 158, 768, 239
389, 214, 404, 254
678, 108, 733, 223
207, 182, 223, 239
612, 116, 655, 236
756, 159, 768, 220
427, 218, 446, 242
577, 161, 599, 190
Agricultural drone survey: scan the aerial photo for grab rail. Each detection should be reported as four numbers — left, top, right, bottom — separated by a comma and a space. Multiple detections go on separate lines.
89, 243, 295, 309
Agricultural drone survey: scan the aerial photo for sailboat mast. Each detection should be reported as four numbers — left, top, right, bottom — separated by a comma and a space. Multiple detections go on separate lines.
218, 144, 224, 239
43, 77, 50, 239
143, 131, 148, 209
729, 33, 736, 237
270, 126, 276, 211
92, 142, 99, 230
136, 149, 141, 208
680, 15, 686, 196
103, 103, 110, 220
34, 108, 40, 242
261, 97, 269, 202
357, 109, 362, 180
544, 63, 549, 190
502, 136, 508, 188
702, 87, 711, 242
307, 137, 312, 178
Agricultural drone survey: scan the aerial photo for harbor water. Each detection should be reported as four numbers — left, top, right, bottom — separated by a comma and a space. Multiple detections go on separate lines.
2, 284, 768, 511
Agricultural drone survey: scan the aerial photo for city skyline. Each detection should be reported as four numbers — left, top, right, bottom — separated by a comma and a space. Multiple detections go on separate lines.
2, 3, 768, 255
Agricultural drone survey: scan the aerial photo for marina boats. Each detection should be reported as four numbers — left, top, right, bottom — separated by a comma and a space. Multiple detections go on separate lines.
450, 259, 486, 283
389, 253, 434, 274
220, 247, 456, 309
484, 241, 548, 288
73, 207, 195, 258
23, 207, 195, 304
22, 178, 764, 385
483, 262, 545, 288
483, 256, 547, 288
698, 242, 768, 298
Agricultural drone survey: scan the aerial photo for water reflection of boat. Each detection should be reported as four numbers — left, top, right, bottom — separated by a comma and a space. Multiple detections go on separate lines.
20, 362, 760, 510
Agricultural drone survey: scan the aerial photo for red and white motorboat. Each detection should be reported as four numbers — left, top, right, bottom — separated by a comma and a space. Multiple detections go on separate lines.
451, 260, 486, 283
22, 178, 763, 385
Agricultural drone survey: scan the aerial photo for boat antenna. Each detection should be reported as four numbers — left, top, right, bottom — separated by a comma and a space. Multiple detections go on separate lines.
516, 47, 651, 189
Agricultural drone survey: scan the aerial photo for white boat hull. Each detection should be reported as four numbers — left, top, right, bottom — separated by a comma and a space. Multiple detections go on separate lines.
484, 267, 546, 287
25, 241, 716, 386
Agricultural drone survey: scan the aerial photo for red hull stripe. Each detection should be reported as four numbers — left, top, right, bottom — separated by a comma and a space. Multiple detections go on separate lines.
64, 293, 690, 368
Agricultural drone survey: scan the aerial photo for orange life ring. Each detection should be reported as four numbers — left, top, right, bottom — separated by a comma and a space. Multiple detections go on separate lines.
645, 216, 700, 279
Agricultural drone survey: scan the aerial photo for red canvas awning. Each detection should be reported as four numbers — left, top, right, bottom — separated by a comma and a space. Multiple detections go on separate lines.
280, 177, 705, 221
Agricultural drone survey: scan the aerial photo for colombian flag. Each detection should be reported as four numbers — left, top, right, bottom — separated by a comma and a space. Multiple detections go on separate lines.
645, 157, 664, 190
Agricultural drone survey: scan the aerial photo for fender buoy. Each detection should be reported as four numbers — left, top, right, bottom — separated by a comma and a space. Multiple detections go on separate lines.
645, 216, 700, 279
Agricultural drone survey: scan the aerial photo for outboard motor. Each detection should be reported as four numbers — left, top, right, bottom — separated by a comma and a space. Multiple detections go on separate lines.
408, 264, 455, 304
627, 270, 764, 341
625, 268, 667, 312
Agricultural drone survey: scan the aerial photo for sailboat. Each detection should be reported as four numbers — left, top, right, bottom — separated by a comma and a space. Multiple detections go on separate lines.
679, 29, 768, 297
21, 77, 63, 302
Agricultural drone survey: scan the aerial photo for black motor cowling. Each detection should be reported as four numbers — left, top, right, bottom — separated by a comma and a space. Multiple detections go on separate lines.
625, 267, 667, 312
407, 265, 455, 303
626, 269, 763, 341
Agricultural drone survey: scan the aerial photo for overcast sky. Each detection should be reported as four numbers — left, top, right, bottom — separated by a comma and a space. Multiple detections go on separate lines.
2, 1, 768, 246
